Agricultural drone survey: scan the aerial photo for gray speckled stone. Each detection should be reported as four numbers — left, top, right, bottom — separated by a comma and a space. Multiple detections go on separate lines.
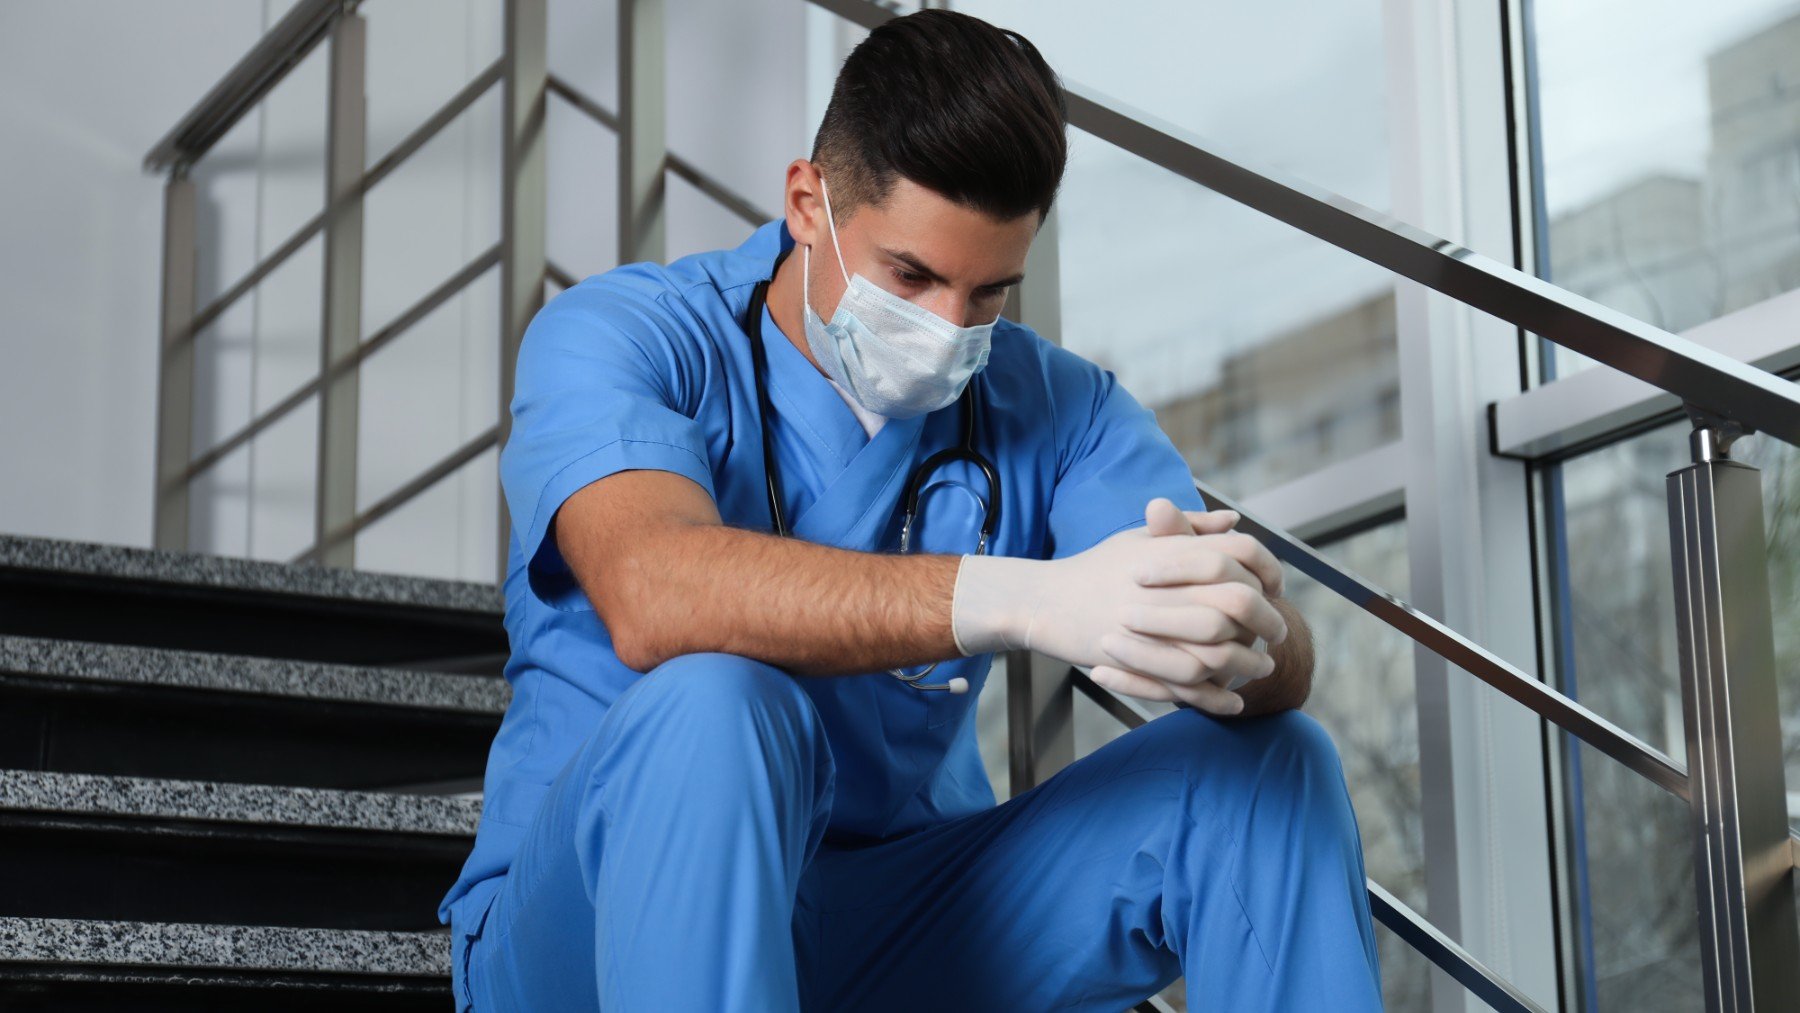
0, 533, 503, 614
0, 916, 449, 976
0, 634, 510, 714
0, 769, 481, 837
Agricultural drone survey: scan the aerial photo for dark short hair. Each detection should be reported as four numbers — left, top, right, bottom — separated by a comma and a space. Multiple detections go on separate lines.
810, 9, 1068, 225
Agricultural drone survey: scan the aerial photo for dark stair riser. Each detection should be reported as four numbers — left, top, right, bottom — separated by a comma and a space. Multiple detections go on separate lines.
0, 970, 448, 1012
0, 673, 498, 790
0, 813, 469, 931
0, 566, 506, 670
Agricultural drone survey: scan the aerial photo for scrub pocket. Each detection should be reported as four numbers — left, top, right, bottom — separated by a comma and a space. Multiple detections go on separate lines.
451, 891, 499, 1012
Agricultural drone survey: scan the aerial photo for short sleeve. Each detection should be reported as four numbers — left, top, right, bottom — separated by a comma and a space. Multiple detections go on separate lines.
500, 280, 717, 612
1044, 350, 1208, 559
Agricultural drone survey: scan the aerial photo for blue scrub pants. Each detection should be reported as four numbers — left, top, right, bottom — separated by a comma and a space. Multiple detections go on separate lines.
458, 653, 1384, 1011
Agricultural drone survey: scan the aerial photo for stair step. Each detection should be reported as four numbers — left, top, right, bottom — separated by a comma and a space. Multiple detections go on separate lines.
0, 636, 506, 790
0, 915, 448, 1011
0, 771, 477, 930
0, 534, 506, 670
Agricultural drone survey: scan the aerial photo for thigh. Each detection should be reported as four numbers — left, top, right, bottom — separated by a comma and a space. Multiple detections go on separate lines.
797, 707, 1305, 1012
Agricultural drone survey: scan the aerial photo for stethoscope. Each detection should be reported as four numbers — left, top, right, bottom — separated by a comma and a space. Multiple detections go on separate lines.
742, 245, 998, 694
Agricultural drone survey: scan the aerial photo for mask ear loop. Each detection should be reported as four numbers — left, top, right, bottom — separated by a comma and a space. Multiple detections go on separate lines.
817, 173, 852, 286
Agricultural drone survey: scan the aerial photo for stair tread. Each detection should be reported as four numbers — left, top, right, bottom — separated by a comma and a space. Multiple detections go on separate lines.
0, 634, 510, 714
0, 534, 502, 615
0, 915, 448, 977
0, 769, 481, 837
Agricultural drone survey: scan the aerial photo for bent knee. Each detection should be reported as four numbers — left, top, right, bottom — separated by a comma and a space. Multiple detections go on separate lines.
634, 652, 816, 729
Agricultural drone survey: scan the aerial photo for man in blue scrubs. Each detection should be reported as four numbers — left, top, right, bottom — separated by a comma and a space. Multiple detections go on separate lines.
439, 9, 1382, 1011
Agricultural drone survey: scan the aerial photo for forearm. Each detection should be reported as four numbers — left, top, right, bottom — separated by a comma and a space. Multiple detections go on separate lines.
1232, 595, 1313, 717
576, 517, 963, 676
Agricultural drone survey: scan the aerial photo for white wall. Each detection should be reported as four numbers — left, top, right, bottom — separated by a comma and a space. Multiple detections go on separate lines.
0, 1, 269, 547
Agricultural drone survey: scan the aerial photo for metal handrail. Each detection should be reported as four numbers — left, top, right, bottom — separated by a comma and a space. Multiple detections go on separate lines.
808, 0, 1800, 449
177, 57, 504, 344
175, 243, 501, 490
1196, 479, 1688, 799
144, 0, 356, 173
1071, 653, 1542, 1013
291, 422, 501, 564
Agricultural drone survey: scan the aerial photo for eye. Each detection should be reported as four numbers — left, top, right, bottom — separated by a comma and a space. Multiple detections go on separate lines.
978, 285, 1009, 301
892, 269, 929, 285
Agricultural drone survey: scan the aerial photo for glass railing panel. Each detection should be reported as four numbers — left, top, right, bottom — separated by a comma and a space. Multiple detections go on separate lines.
363, 0, 505, 170
1543, 415, 1800, 978
187, 392, 319, 563
1289, 520, 1428, 1012
359, 87, 502, 342
546, 93, 620, 279
188, 231, 324, 462
356, 265, 501, 513
354, 447, 500, 584
188, 37, 328, 311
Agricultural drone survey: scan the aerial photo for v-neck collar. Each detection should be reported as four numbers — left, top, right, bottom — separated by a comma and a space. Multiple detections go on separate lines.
762, 302, 868, 469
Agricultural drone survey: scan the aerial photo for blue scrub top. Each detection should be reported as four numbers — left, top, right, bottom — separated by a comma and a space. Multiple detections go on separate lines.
438, 217, 1207, 928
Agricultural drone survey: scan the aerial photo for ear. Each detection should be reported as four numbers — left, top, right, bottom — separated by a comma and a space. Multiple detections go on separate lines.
784, 160, 828, 248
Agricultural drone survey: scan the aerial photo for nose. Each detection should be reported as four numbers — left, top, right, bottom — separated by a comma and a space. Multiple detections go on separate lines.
921, 290, 976, 327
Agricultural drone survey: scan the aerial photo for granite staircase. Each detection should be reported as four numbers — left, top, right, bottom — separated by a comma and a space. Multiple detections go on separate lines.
0, 534, 508, 1010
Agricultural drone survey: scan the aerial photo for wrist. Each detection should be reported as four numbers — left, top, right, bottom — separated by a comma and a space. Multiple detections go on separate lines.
950, 554, 1043, 656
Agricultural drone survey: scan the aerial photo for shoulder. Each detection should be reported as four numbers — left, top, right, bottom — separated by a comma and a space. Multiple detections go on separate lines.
529, 220, 782, 355
982, 316, 1121, 435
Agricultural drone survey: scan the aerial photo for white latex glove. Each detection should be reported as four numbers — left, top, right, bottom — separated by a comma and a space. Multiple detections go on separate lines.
951, 498, 1288, 716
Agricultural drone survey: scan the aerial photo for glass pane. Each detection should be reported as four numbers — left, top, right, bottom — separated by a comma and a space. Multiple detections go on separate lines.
1547, 420, 1800, 1006
1290, 521, 1428, 1012
1528, 1, 1800, 379
1055, 128, 1399, 497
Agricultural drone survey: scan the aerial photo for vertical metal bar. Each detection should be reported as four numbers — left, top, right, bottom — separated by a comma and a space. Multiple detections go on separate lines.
1667, 416, 1800, 1012
1003, 207, 1070, 795
499, 0, 548, 580
1006, 653, 1074, 793
315, 12, 366, 569
154, 173, 198, 551
618, 0, 666, 264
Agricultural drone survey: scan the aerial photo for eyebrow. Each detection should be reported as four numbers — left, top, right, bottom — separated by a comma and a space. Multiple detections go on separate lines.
880, 247, 1025, 290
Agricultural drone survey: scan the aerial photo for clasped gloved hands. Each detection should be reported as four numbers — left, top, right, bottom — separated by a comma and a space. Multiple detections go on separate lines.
950, 497, 1288, 716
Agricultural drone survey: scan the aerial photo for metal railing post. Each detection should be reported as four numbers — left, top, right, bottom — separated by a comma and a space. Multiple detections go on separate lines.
153, 173, 198, 551
1667, 410, 1800, 1011
1002, 208, 1071, 795
1005, 651, 1074, 793
618, 0, 666, 264
315, 11, 367, 569
499, 0, 548, 580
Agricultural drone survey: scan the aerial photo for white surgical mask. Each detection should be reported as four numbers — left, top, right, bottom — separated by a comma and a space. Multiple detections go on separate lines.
801, 175, 994, 419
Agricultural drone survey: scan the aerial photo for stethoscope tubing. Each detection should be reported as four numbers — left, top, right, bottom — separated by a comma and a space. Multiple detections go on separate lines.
742, 247, 998, 693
